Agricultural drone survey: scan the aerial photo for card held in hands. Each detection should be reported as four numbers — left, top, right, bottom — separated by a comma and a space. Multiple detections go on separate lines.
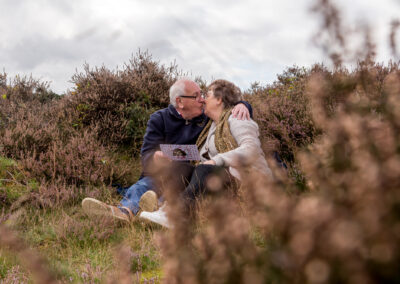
160, 144, 200, 161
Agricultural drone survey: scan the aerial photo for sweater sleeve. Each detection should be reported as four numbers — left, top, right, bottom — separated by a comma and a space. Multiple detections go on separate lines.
211, 117, 262, 167
140, 111, 165, 172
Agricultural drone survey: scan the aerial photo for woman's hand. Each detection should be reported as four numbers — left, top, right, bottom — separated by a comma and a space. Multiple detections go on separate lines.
202, 160, 216, 165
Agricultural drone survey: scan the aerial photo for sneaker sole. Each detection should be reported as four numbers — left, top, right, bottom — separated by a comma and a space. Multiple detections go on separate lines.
82, 198, 129, 222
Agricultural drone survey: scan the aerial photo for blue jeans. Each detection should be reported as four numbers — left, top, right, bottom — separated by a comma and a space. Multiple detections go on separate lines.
119, 176, 154, 215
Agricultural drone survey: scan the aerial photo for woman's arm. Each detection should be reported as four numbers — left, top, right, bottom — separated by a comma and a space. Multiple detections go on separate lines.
211, 117, 262, 167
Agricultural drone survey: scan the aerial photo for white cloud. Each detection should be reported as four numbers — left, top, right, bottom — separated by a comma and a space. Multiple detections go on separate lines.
0, 0, 398, 93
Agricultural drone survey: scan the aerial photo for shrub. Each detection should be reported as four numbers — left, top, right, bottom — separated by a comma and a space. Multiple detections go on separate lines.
0, 69, 139, 190
245, 65, 318, 162
0, 88, 133, 206
66, 50, 180, 153
246, 61, 399, 165
0, 73, 59, 105
1, 103, 58, 158
19, 130, 122, 187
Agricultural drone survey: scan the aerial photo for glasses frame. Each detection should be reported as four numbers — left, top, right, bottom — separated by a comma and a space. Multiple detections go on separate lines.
180, 95, 198, 99
180, 91, 206, 102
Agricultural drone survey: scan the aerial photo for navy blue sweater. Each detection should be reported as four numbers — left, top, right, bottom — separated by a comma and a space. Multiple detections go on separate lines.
140, 103, 252, 175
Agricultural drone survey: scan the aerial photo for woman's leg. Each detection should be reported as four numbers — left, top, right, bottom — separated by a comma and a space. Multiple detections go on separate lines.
182, 164, 217, 202
181, 164, 234, 213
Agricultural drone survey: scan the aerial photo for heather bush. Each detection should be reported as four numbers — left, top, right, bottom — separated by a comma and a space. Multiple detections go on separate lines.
245, 65, 318, 162
0, 73, 59, 105
66, 50, 180, 153
0, 74, 59, 140
0, 75, 136, 211
245, 61, 399, 164
1, 103, 58, 158
245, 61, 399, 191
20, 130, 122, 186
0, 104, 129, 188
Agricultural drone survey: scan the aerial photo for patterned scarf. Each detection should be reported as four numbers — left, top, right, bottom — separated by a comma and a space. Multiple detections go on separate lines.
196, 107, 238, 154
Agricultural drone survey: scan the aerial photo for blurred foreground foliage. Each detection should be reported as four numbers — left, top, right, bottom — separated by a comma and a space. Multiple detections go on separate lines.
160, 63, 400, 283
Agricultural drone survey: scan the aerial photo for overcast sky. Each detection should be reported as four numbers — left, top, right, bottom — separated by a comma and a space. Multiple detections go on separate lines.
0, 0, 399, 94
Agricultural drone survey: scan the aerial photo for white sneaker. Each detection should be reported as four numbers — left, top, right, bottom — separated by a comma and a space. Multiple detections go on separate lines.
139, 205, 172, 229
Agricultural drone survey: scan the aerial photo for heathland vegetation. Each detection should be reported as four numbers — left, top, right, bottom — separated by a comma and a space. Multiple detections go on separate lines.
1, 1, 400, 283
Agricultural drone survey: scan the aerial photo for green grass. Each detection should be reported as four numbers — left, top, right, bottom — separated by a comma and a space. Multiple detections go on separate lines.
0, 157, 163, 283
0, 251, 19, 279
1, 205, 163, 283
0, 156, 38, 205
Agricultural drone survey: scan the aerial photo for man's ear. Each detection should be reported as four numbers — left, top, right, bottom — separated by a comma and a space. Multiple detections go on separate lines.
176, 97, 184, 109
216, 97, 223, 106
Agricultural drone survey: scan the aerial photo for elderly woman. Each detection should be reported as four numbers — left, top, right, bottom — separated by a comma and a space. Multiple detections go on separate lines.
140, 80, 272, 227
181, 79, 272, 200
198, 80, 271, 174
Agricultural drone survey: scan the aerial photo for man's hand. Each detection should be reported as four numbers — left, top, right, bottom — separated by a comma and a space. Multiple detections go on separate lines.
202, 159, 216, 165
153, 150, 171, 164
232, 103, 250, 120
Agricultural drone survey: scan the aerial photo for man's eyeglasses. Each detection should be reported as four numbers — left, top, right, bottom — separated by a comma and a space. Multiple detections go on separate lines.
180, 91, 206, 101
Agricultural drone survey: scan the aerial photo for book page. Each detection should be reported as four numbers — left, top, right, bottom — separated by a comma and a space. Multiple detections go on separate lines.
160, 144, 200, 161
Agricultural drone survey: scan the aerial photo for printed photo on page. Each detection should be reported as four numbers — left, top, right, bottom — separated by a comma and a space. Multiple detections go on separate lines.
160, 144, 200, 161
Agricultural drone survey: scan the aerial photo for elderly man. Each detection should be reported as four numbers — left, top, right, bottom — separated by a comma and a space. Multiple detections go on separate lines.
82, 79, 251, 222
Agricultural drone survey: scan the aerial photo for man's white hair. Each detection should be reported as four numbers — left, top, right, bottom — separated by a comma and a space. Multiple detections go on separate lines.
169, 78, 189, 107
